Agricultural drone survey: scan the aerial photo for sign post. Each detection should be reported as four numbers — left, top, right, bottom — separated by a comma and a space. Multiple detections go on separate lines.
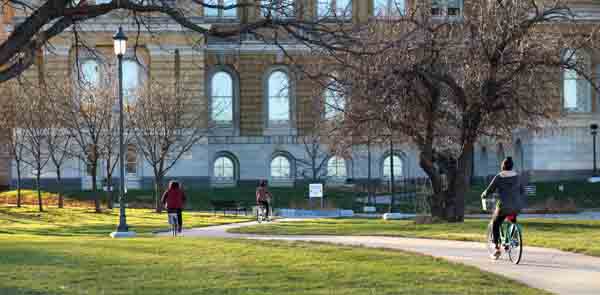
309, 183, 324, 209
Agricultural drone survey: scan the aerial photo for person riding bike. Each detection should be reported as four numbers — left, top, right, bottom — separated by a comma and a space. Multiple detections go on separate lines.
161, 181, 186, 233
256, 180, 272, 220
481, 157, 525, 259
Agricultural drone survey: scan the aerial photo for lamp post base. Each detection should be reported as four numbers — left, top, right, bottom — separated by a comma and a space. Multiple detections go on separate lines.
109, 231, 137, 238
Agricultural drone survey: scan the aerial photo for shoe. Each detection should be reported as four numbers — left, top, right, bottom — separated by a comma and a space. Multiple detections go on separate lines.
490, 249, 501, 260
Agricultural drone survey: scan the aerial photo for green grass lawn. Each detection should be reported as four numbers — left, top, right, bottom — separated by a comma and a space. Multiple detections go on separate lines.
231, 218, 600, 257
0, 237, 549, 295
0, 206, 550, 295
0, 206, 252, 236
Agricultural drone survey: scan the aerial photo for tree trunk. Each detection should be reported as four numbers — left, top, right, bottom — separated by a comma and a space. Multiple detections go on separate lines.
91, 162, 101, 213
449, 142, 474, 222
154, 174, 164, 213
56, 169, 63, 209
36, 171, 43, 212
106, 176, 113, 209
16, 160, 21, 208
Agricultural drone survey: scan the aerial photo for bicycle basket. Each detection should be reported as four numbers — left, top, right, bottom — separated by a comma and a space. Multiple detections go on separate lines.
482, 198, 497, 212
168, 213, 178, 225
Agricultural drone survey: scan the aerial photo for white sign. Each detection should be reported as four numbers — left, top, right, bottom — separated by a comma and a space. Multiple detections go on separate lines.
309, 183, 323, 198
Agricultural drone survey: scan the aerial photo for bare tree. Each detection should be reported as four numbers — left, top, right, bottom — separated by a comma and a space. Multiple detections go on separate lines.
129, 76, 207, 212
0, 80, 28, 207
45, 83, 73, 209
19, 85, 52, 212
59, 60, 118, 212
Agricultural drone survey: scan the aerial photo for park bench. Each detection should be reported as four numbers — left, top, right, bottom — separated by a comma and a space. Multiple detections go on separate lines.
210, 200, 247, 216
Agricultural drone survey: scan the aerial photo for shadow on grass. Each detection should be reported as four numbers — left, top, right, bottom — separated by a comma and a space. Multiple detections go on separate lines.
0, 287, 57, 295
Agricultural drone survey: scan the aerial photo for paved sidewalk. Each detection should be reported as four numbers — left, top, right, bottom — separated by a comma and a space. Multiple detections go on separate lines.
157, 221, 600, 295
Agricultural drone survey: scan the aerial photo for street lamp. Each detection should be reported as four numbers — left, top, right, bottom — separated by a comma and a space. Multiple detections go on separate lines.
591, 123, 599, 177
110, 26, 135, 238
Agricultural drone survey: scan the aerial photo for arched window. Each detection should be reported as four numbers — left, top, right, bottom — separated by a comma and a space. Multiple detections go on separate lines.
327, 156, 346, 178
383, 155, 402, 178
214, 156, 235, 179
81, 59, 100, 89
318, 0, 352, 18
123, 60, 140, 105
271, 156, 291, 178
374, 0, 404, 16
126, 145, 137, 175
267, 70, 290, 124
324, 77, 345, 120
563, 49, 591, 112
211, 71, 234, 124
205, 0, 237, 18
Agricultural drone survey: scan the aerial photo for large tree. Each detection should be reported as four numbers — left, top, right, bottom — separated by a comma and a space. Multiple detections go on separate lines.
336, 1, 596, 221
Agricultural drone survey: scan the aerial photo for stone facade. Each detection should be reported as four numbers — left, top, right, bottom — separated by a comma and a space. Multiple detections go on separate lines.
2, 0, 600, 190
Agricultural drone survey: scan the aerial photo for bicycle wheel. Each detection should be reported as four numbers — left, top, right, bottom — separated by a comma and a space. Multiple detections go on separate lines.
507, 224, 523, 264
486, 222, 497, 256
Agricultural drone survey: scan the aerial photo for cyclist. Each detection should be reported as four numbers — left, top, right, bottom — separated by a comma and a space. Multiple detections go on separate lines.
481, 157, 525, 259
161, 181, 186, 233
256, 180, 272, 220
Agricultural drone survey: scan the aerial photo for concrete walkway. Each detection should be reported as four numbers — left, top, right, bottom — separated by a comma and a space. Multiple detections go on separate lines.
157, 221, 600, 295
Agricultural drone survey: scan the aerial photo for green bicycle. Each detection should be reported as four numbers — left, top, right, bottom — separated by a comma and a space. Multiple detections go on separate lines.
483, 198, 523, 264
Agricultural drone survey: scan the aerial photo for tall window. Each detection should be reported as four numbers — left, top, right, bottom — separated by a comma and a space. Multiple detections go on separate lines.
324, 77, 345, 120
205, 0, 237, 18
211, 71, 234, 125
327, 156, 346, 178
271, 156, 291, 178
383, 155, 402, 178
318, 0, 352, 18
563, 49, 592, 113
431, 0, 462, 17
126, 145, 137, 175
80, 59, 100, 89
123, 60, 140, 105
374, 0, 404, 17
261, 0, 295, 18
214, 156, 235, 179
267, 70, 290, 125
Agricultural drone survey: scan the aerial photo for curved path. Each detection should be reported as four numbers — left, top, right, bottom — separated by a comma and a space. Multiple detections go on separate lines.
157, 221, 600, 295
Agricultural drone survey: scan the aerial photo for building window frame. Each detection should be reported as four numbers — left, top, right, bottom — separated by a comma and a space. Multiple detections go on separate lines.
270, 152, 294, 180
316, 0, 353, 20
381, 152, 404, 179
263, 66, 296, 135
204, 0, 239, 19
207, 66, 240, 135
211, 151, 239, 186
430, 0, 463, 18
562, 49, 592, 113
373, 0, 405, 17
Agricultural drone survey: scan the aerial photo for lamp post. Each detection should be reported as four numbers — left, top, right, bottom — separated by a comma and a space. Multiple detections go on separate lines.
110, 27, 135, 238
591, 123, 599, 177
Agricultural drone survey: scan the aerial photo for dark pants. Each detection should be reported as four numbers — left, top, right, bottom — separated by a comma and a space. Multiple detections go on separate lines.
492, 210, 517, 246
168, 208, 183, 232
258, 201, 270, 218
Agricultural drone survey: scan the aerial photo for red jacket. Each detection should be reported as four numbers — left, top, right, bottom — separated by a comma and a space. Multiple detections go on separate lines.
161, 188, 186, 209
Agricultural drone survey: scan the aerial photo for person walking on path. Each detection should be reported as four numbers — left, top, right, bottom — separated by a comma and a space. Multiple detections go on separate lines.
161, 181, 186, 233
481, 157, 525, 259
256, 180, 273, 220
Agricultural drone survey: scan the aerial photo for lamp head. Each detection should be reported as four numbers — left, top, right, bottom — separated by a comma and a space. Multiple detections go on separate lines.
113, 27, 128, 56
591, 123, 599, 135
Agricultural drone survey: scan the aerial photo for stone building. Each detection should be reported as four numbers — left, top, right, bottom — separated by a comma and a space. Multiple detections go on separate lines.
1, 0, 600, 191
